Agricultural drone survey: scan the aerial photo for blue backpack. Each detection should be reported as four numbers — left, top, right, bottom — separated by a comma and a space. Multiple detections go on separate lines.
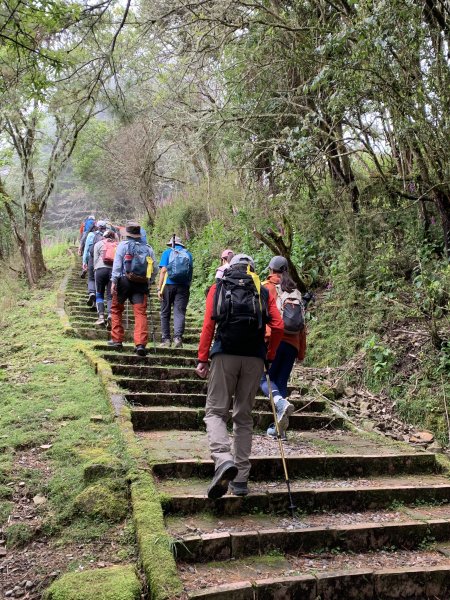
167, 247, 192, 284
126, 241, 148, 283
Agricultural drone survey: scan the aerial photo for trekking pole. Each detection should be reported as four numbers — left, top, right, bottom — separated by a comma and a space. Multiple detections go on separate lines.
265, 363, 297, 518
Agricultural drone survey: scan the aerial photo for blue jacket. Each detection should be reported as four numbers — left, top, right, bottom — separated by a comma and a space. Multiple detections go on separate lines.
159, 245, 193, 285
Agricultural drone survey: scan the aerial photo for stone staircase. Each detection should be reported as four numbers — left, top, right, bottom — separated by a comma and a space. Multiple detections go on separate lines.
66, 264, 450, 599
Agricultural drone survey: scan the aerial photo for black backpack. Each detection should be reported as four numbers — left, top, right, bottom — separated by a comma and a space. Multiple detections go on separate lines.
212, 269, 268, 353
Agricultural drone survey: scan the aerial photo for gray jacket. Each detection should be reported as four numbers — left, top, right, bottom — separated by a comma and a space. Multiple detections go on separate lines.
93, 238, 113, 271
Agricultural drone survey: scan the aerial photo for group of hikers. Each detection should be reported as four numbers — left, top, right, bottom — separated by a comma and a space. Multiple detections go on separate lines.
78, 217, 193, 355
77, 215, 310, 499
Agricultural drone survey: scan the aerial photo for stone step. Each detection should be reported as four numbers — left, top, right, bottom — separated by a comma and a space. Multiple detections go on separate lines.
117, 377, 207, 393
94, 344, 198, 357
125, 392, 324, 411
182, 562, 450, 599
75, 328, 199, 342
67, 309, 201, 328
158, 475, 450, 516
153, 453, 438, 480
130, 406, 342, 431
113, 364, 202, 379
117, 376, 303, 396
70, 319, 201, 338
171, 511, 450, 562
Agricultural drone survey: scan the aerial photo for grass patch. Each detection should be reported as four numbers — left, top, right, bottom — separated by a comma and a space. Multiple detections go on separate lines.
0, 251, 133, 549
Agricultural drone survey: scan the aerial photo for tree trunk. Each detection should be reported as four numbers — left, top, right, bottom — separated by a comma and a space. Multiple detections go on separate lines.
29, 209, 46, 280
434, 189, 450, 257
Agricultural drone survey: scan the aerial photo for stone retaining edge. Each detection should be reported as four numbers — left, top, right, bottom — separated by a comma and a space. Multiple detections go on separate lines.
175, 518, 450, 562
188, 565, 450, 599
56, 257, 183, 600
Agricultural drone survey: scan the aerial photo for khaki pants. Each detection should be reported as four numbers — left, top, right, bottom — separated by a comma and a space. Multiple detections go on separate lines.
204, 354, 264, 483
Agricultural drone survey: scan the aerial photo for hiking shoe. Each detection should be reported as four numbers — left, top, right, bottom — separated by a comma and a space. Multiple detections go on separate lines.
106, 315, 112, 331
207, 461, 238, 500
160, 339, 171, 348
135, 344, 147, 357
107, 340, 123, 350
229, 481, 249, 496
86, 294, 96, 307
266, 423, 287, 441
174, 337, 183, 348
275, 397, 295, 431
95, 315, 105, 326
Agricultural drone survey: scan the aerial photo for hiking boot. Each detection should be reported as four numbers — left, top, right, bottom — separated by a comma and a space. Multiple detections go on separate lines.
266, 423, 287, 441
135, 344, 147, 357
106, 315, 112, 331
107, 340, 123, 350
173, 337, 183, 348
95, 315, 105, 326
229, 481, 248, 496
86, 294, 96, 307
160, 339, 171, 348
275, 397, 295, 432
207, 461, 238, 500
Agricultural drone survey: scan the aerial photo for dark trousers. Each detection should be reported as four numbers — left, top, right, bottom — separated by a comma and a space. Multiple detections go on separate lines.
160, 284, 190, 340
95, 267, 112, 315
87, 256, 95, 295
260, 340, 297, 398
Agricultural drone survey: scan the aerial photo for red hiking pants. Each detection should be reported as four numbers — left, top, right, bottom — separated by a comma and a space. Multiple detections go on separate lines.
111, 293, 148, 346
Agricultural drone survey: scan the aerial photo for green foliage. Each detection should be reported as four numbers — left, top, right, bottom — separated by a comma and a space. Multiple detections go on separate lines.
6, 522, 35, 548
363, 336, 395, 378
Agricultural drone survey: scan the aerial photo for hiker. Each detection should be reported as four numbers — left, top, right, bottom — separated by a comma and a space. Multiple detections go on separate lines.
93, 229, 118, 328
108, 222, 157, 356
78, 216, 96, 257
83, 221, 107, 307
215, 249, 234, 280
196, 253, 284, 499
157, 235, 193, 348
261, 256, 307, 438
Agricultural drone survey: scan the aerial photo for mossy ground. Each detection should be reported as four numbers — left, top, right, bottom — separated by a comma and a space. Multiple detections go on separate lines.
44, 565, 141, 600
0, 247, 136, 585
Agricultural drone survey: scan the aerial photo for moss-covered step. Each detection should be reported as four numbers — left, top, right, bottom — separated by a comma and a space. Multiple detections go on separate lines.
95, 343, 198, 356
73, 326, 200, 343
111, 364, 196, 379
158, 474, 450, 515
130, 406, 344, 431
125, 392, 325, 412
104, 354, 197, 367
172, 517, 450, 562
153, 452, 438, 480
116, 377, 208, 393
184, 564, 450, 599
44, 565, 141, 600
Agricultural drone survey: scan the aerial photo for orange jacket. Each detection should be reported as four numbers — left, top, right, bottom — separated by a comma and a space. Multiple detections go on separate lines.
263, 274, 307, 361
198, 282, 284, 363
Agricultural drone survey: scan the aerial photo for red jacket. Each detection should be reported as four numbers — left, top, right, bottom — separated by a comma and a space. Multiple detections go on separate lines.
198, 282, 284, 363
263, 274, 307, 361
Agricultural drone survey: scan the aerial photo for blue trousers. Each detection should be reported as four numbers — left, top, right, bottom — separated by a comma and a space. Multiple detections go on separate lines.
260, 341, 297, 398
